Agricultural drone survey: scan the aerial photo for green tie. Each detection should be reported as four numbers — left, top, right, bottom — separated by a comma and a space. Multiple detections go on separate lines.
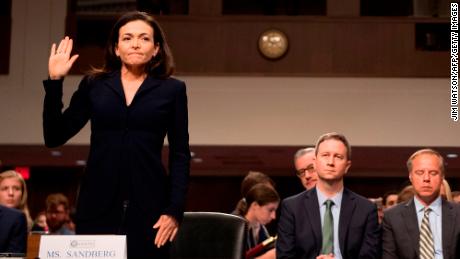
321, 200, 334, 255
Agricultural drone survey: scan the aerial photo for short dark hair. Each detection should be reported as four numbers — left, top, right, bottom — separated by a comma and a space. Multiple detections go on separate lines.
382, 190, 398, 205
315, 132, 351, 160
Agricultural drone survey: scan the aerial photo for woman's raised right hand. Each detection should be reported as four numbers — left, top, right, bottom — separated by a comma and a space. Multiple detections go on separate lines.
48, 36, 79, 80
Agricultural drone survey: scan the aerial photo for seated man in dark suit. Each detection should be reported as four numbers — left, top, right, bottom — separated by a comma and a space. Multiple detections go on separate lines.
382, 148, 460, 259
277, 132, 381, 259
0, 204, 27, 254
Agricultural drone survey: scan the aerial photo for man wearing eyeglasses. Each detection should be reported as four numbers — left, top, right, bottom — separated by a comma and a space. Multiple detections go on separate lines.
294, 147, 318, 190
382, 149, 460, 259
45, 193, 75, 235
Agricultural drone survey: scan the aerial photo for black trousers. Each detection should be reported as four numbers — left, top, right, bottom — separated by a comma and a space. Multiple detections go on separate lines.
76, 200, 169, 259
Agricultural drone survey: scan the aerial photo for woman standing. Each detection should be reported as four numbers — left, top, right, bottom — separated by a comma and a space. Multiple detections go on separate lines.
43, 11, 190, 258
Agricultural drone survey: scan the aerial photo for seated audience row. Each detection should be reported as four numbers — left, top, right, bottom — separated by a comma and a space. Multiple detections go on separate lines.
0, 169, 75, 254
2, 130, 460, 258
276, 132, 460, 259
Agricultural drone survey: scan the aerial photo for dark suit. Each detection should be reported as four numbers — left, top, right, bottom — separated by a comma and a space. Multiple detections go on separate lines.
0, 205, 27, 253
43, 71, 190, 258
276, 188, 381, 259
382, 199, 460, 259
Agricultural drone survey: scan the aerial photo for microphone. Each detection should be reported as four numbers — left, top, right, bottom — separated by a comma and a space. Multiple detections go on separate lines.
118, 200, 130, 234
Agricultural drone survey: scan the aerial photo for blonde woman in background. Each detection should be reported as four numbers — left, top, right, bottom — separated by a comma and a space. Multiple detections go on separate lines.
0, 170, 33, 230
441, 178, 453, 201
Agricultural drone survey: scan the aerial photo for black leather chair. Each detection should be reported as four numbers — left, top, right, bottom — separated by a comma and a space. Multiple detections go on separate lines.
170, 212, 247, 259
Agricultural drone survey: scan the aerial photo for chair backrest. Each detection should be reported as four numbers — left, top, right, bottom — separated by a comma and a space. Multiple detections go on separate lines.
170, 212, 247, 259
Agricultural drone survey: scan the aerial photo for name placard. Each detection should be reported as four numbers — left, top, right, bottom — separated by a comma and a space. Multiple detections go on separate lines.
38, 235, 127, 259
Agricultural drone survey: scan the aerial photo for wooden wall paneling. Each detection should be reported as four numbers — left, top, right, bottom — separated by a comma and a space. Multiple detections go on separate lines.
65, 15, 449, 77
2, 145, 460, 176
189, 0, 221, 16
161, 16, 449, 76
327, 0, 360, 17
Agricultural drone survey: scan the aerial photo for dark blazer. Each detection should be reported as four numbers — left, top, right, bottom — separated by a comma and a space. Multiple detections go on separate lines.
0, 205, 27, 253
382, 198, 460, 259
276, 188, 381, 259
43, 71, 190, 257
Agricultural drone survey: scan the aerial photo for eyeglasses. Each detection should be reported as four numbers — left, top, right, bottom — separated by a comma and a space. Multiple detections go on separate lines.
296, 165, 315, 177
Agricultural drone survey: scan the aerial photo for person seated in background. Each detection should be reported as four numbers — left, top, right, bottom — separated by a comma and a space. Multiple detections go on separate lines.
293, 147, 318, 190
277, 132, 381, 259
31, 211, 48, 233
382, 190, 399, 209
453, 191, 460, 203
45, 193, 75, 235
382, 148, 460, 259
0, 170, 33, 230
0, 204, 27, 254
237, 183, 279, 259
232, 171, 275, 215
441, 179, 453, 201
397, 184, 415, 203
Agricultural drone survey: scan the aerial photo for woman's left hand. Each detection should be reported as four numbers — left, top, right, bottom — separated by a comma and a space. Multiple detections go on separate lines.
48, 36, 79, 80
153, 214, 179, 248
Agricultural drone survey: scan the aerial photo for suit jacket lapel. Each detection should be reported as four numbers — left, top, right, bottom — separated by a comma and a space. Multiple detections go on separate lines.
305, 188, 322, 253
136, 75, 161, 97
442, 200, 455, 259
105, 71, 124, 100
105, 71, 162, 106
402, 200, 420, 258
338, 188, 356, 253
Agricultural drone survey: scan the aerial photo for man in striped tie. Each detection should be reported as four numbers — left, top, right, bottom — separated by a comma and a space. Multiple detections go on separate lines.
382, 149, 460, 259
